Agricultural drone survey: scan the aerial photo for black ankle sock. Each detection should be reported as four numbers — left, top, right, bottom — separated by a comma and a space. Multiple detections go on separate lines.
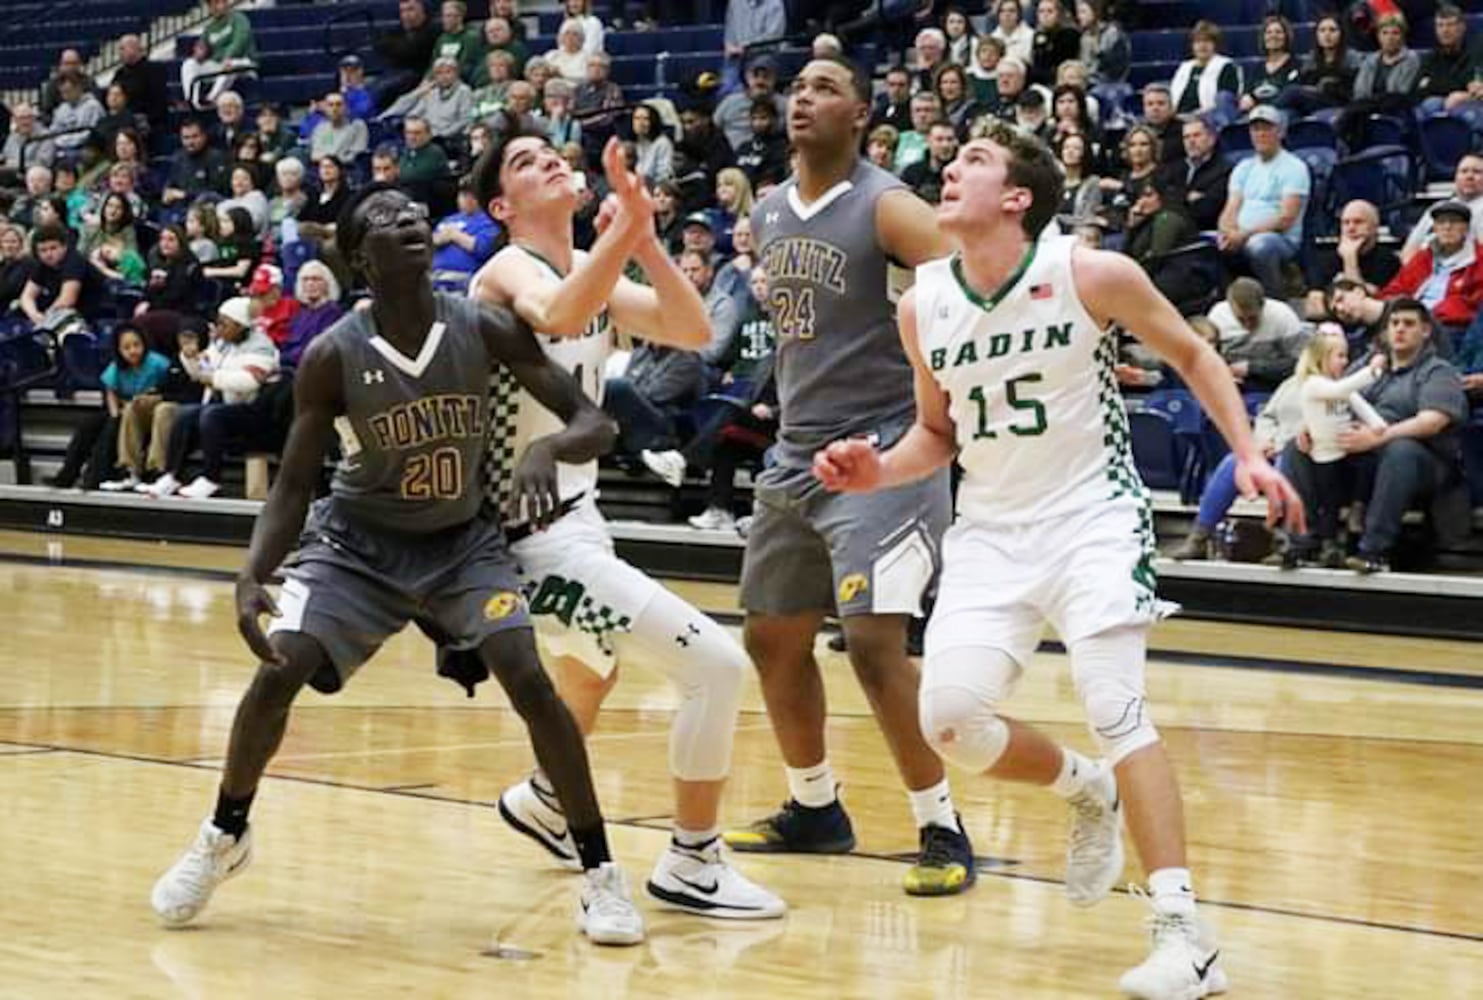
213, 788, 255, 838
570, 823, 611, 870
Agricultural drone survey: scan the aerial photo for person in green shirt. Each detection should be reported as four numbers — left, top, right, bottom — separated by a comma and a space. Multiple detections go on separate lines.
474, 15, 529, 83
398, 115, 450, 184
431, 0, 483, 83
471, 50, 516, 123
203, 0, 257, 63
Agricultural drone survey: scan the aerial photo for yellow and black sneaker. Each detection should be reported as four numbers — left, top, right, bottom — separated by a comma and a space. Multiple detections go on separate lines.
903, 819, 976, 896
723, 799, 856, 854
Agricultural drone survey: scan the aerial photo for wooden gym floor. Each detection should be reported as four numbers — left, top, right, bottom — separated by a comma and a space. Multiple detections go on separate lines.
0, 530, 1480, 999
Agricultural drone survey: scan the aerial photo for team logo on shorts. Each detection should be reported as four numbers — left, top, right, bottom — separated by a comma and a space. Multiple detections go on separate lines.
837, 573, 869, 604
483, 591, 523, 621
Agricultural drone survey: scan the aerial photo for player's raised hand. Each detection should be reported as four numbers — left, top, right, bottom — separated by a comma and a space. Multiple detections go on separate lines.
1235, 454, 1307, 535
510, 438, 562, 530
234, 574, 283, 665
600, 136, 655, 227
814, 438, 884, 493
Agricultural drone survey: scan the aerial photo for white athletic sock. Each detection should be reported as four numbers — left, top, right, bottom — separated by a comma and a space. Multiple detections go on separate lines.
786, 761, 838, 808
672, 824, 720, 849
1148, 867, 1198, 918
907, 778, 960, 832
1049, 747, 1098, 799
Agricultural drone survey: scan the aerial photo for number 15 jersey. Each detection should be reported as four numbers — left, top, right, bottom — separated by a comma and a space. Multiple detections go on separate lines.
914, 235, 1148, 526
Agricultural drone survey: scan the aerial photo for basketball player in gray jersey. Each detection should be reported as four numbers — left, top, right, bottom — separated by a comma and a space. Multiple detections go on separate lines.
723, 56, 977, 896
151, 184, 647, 946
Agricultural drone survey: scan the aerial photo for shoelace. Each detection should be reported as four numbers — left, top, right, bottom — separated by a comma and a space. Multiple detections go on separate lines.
916, 825, 962, 869
1127, 885, 1197, 952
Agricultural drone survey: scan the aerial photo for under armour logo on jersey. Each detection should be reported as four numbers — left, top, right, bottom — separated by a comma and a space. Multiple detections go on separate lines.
363, 370, 385, 385
675, 623, 701, 647
765, 211, 780, 225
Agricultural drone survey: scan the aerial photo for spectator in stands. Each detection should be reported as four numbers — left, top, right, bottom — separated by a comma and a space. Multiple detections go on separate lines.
202, 206, 260, 291
186, 203, 221, 263
431, 178, 498, 291
428, 1, 482, 81
605, 332, 707, 468
1286, 13, 1361, 116
373, 0, 439, 106
1304, 200, 1400, 316
1351, 201, 1483, 341
1340, 13, 1420, 149
335, 56, 375, 121
478, 17, 529, 83
399, 116, 453, 211
1240, 15, 1300, 114
680, 211, 720, 267
81, 193, 145, 288
19, 225, 104, 331
203, 0, 257, 67
1100, 124, 1159, 226
1157, 113, 1228, 231
109, 321, 208, 493
1030, 0, 1080, 87
902, 120, 957, 205
1456, 312, 1483, 402
1050, 83, 1098, 148
574, 51, 625, 141
294, 157, 352, 284
268, 160, 307, 233
163, 120, 228, 212
48, 73, 103, 151
542, 79, 583, 148
29, 197, 70, 240
734, 97, 788, 189
713, 213, 755, 302
472, 51, 516, 122
95, 84, 143, 155
934, 64, 980, 134
991, 0, 1034, 65
38, 49, 86, 118
246, 263, 298, 350
114, 34, 168, 130
505, 80, 537, 118
563, 0, 605, 56
648, 267, 779, 519
1076, 0, 1130, 85
149, 296, 281, 500
279, 261, 344, 371
1402, 155, 1483, 262
1218, 106, 1309, 299
310, 92, 370, 165
53, 163, 88, 233
1171, 21, 1241, 120
986, 57, 1029, 123
1170, 353, 1306, 561
110, 129, 147, 186
895, 92, 941, 174
233, 132, 266, 185
135, 224, 202, 327
91, 162, 147, 226
220, 166, 269, 239
523, 55, 554, 100
0, 105, 56, 184
0, 225, 31, 313
1208, 276, 1308, 392
631, 103, 674, 185
941, 7, 975, 65
911, 28, 948, 96
1015, 89, 1053, 142
722, 0, 786, 93
10, 165, 55, 231
1286, 299, 1470, 573
371, 146, 402, 186
181, 37, 227, 110
1126, 175, 1204, 311
1137, 82, 1183, 166
546, 20, 592, 83
676, 102, 736, 206
1055, 131, 1102, 230
711, 167, 753, 255
491, 0, 526, 38
383, 58, 474, 143
254, 104, 296, 170
1415, 5, 1476, 113
869, 66, 914, 134
53, 325, 169, 491
866, 124, 899, 171
717, 55, 786, 151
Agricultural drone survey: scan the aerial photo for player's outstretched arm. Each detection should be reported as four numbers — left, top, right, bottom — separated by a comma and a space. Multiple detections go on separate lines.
237, 335, 344, 663
876, 188, 957, 268
481, 304, 618, 526
814, 288, 958, 492
607, 233, 712, 351
1073, 247, 1307, 533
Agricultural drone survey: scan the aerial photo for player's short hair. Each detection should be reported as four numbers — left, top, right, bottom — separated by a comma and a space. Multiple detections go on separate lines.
469, 109, 549, 207
814, 54, 872, 105
337, 182, 407, 264
968, 117, 1064, 238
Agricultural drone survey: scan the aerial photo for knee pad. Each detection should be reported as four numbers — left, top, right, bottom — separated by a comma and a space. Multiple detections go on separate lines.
919, 646, 1018, 773
1071, 627, 1159, 765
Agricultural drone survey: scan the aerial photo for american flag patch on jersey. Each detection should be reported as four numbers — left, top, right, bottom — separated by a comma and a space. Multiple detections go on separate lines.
1031, 283, 1053, 300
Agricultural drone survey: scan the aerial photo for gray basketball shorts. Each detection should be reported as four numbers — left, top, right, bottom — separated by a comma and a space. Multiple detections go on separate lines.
268, 498, 531, 692
739, 463, 950, 618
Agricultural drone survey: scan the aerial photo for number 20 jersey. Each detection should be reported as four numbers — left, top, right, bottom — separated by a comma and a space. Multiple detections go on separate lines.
914, 235, 1149, 526
752, 159, 915, 468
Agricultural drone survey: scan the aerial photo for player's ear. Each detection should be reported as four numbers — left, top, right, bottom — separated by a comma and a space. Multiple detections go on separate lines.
488, 195, 511, 223
1003, 185, 1032, 216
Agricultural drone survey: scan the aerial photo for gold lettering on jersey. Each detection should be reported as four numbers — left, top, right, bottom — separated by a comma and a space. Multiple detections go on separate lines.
929, 322, 1075, 371
760, 238, 848, 294
367, 394, 486, 451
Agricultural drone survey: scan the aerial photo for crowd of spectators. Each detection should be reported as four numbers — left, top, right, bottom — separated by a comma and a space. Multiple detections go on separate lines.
1, 0, 1481, 571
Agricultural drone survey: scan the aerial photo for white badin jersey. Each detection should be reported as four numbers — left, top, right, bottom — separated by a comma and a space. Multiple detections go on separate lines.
482, 245, 613, 517
914, 235, 1148, 526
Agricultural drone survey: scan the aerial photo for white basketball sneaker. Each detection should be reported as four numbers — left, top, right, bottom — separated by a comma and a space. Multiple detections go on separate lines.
498, 777, 581, 871
1064, 761, 1125, 907
150, 819, 253, 926
1119, 890, 1228, 999
578, 862, 646, 946
646, 837, 787, 920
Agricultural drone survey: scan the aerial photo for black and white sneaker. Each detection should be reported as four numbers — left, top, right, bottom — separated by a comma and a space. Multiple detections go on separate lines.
1119, 888, 1229, 999
646, 837, 786, 920
498, 777, 581, 871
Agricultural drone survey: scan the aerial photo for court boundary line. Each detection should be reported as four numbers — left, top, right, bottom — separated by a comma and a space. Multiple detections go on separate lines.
6, 737, 1481, 946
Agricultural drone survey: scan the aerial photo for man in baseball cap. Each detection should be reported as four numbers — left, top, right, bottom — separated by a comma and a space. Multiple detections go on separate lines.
247, 263, 300, 346
1217, 103, 1309, 297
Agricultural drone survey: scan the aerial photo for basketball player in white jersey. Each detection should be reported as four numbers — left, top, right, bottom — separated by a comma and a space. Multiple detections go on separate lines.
814, 119, 1305, 998
465, 127, 785, 920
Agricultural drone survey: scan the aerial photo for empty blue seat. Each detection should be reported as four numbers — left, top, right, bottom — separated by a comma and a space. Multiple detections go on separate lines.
1129, 410, 1183, 491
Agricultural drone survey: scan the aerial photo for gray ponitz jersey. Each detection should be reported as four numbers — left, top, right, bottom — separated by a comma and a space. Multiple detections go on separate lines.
753, 159, 915, 467
327, 294, 494, 534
